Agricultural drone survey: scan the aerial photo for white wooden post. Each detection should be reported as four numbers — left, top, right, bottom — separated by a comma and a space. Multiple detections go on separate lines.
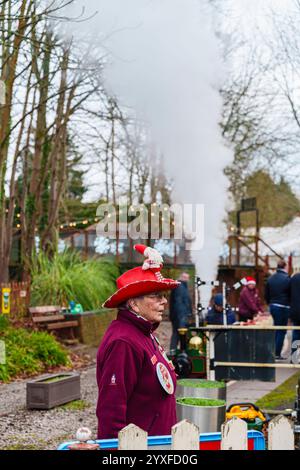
268, 415, 294, 450
118, 424, 148, 450
171, 420, 199, 450
0, 80, 5, 105
221, 417, 248, 450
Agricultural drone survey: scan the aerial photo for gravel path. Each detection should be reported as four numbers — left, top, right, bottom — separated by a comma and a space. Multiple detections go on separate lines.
0, 321, 173, 450
0, 366, 98, 450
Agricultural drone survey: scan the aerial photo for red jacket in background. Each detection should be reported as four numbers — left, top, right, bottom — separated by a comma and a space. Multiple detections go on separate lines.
96, 308, 177, 439
238, 286, 263, 320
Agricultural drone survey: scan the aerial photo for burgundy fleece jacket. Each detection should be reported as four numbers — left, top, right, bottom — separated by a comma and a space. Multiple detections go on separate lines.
96, 308, 177, 439
238, 286, 263, 319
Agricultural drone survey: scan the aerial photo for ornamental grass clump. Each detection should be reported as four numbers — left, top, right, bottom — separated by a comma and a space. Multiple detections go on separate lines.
30, 249, 119, 310
176, 397, 225, 407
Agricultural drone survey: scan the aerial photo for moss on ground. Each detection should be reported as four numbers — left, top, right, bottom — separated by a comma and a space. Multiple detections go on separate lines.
2, 437, 49, 450
255, 372, 300, 410
3, 443, 42, 450
2, 432, 79, 450
59, 399, 91, 411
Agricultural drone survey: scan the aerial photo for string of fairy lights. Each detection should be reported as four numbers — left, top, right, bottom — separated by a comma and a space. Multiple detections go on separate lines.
10, 215, 237, 234
6, 204, 240, 237
8, 205, 238, 235
11, 214, 101, 231
8, 203, 179, 231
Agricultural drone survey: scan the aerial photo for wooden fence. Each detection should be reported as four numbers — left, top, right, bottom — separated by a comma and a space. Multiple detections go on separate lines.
0, 282, 30, 318
116, 416, 294, 450
62, 415, 295, 450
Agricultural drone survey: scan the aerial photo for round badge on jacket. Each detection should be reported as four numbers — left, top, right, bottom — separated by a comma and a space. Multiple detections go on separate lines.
156, 362, 174, 395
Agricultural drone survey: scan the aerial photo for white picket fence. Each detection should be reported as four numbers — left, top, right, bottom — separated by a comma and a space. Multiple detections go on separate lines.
68, 415, 295, 450
73, 415, 295, 450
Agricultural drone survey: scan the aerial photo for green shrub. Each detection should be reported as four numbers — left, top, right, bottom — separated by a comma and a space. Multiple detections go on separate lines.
176, 397, 225, 407
28, 331, 70, 367
30, 249, 119, 310
0, 328, 70, 382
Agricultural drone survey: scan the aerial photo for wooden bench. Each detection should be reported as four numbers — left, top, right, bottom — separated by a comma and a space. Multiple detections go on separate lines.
29, 306, 79, 341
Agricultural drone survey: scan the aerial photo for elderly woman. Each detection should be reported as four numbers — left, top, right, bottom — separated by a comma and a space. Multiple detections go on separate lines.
96, 244, 180, 439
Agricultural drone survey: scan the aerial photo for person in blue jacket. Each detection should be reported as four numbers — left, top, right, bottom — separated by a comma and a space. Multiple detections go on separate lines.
265, 260, 291, 359
207, 293, 236, 325
290, 272, 300, 362
169, 272, 192, 351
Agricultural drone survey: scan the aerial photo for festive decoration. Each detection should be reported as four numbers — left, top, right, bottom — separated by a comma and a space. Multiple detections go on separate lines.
103, 244, 179, 308
134, 244, 163, 270
75, 427, 92, 442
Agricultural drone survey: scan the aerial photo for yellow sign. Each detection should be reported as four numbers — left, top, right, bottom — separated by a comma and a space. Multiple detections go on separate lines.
2, 288, 11, 315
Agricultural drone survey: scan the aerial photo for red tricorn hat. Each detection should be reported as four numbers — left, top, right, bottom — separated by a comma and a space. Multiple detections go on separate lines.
102, 244, 180, 308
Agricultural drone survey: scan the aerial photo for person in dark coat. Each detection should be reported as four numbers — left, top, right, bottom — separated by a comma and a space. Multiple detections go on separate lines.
290, 273, 300, 361
265, 260, 291, 359
97, 244, 179, 439
169, 272, 192, 352
207, 293, 236, 325
238, 277, 264, 321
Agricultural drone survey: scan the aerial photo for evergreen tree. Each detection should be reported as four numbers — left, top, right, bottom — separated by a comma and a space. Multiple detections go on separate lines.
230, 170, 300, 228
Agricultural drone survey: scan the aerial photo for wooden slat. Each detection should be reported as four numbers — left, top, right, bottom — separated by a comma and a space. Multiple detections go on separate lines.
268, 416, 294, 450
171, 420, 199, 450
47, 321, 78, 330
215, 361, 300, 368
29, 306, 60, 315
221, 417, 248, 450
118, 424, 147, 450
192, 325, 300, 330
32, 315, 65, 323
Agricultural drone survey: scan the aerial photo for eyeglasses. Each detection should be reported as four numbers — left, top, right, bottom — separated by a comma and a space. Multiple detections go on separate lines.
144, 292, 168, 300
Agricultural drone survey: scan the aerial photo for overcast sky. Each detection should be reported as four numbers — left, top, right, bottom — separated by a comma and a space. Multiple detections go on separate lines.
210, 0, 300, 196
78, 0, 300, 201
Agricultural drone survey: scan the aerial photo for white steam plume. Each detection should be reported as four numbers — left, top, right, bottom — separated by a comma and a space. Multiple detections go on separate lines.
61, 0, 233, 292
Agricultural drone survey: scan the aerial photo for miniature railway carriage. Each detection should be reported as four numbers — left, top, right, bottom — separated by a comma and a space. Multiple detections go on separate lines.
169, 328, 207, 379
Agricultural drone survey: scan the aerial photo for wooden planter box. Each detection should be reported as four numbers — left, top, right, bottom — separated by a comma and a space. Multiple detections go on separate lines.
26, 373, 81, 410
